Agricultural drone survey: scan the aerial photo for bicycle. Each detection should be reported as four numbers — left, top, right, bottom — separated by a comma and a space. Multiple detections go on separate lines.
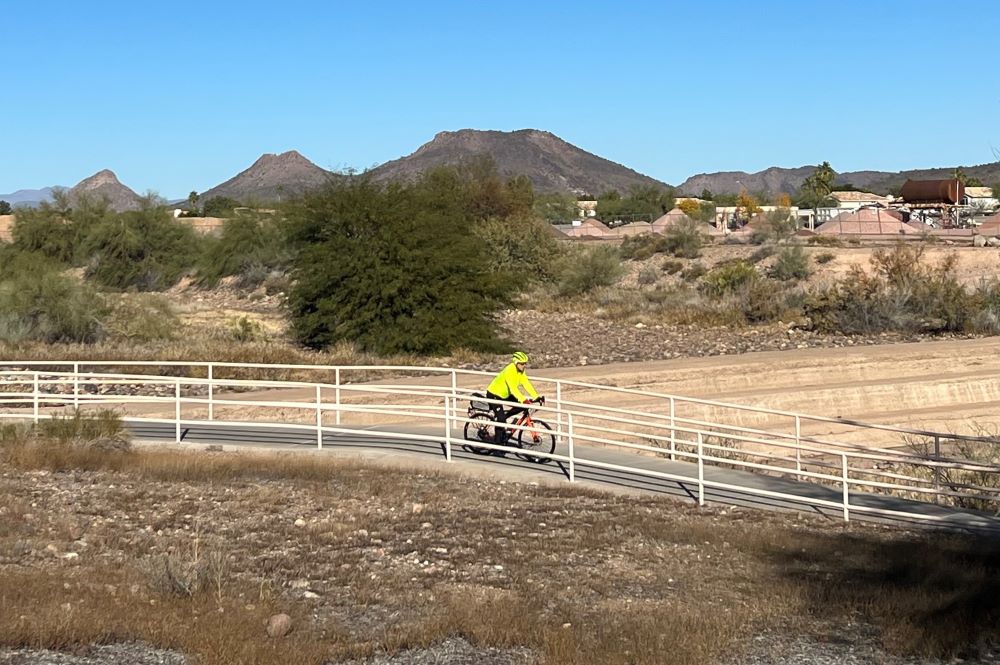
461, 393, 556, 464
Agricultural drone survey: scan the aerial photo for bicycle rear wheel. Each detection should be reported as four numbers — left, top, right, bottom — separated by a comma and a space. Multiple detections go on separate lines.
462, 413, 496, 455
515, 419, 556, 464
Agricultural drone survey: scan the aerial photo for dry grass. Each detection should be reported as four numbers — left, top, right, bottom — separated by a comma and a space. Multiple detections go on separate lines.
1, 420, 999, 664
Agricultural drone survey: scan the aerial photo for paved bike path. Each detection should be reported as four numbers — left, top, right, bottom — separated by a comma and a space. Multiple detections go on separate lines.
125, 420, 1000, 537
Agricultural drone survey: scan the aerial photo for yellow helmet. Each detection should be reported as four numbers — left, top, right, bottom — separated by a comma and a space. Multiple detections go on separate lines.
512, 351, 529, 364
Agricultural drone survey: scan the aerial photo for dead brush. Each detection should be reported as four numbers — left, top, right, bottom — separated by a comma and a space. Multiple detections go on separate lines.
902, 429, 1000, 513
0, 410, 134, 471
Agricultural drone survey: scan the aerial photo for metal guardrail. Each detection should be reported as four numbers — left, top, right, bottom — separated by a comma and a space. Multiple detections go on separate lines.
0, 361, 998, 528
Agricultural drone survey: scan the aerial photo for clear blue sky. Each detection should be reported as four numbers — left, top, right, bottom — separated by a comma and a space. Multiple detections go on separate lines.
4, 0, 999, 199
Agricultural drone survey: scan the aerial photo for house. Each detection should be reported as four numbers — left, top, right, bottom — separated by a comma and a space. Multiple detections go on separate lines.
829, 191, 893, 210
963, 187, 998, 212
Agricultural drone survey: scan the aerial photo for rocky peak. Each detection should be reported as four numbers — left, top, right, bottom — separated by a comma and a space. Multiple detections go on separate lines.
75, 169, 122, 190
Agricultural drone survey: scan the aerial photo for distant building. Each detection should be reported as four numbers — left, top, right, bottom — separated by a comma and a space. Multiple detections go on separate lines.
963, 187, 998, 212
829, 191, 893, 209
576, 200, 598, 218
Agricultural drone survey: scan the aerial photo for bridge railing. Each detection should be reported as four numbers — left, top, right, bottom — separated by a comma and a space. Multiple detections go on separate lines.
0, 361, 998, 530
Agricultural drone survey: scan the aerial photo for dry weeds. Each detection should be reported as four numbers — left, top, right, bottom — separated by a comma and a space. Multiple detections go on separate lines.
1, 429, 998, 665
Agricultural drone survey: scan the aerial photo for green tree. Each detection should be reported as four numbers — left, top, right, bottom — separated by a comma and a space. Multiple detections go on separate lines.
187, 191, 200, 214
800, 161, 836, 206
0, 252, 106, 343
82, 201, 199, 291
196, 212, 290, 287
595, 184, 675, 225
0, 200, 11, 215
202, 196, 241, 217
285, 174, 514, 355
533, 191, 578, 223
953, 168, 984, 187
798, 161, 837, 227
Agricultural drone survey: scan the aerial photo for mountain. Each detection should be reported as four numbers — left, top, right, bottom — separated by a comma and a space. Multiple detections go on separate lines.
369, 129, 670, 196
69, 170, 143, 212
679, 162, 1000, 197
0, 186, 59, 207
199, 150, 334, 203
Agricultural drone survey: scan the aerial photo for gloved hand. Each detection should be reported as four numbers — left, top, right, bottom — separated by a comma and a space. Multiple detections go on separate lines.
523, 398, 533, 404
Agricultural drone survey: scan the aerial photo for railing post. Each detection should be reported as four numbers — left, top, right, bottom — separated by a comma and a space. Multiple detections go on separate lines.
697, 431, 705, 506
932, 435, 941, 503
556, 381, 563, 443
33, 371, 40, 424
316, 385, 323, 449
175, 379, 181, 443
450, 371, 458, 425
794, 415, 802, 479
335, 368, 341, 426
444, 395, 453, 463
207, 364, 214, 421
841, 453, 850, 522
73, 363, 80, 410
568, 412, 575, 483
669, 397, 676, 461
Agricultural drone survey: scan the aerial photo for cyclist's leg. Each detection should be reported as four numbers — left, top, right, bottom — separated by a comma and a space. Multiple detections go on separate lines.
501, 397, 526, 443
486, 391, 506, 443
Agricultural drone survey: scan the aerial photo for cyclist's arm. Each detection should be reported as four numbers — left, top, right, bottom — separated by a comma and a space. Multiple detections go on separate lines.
519, 375, 540, 401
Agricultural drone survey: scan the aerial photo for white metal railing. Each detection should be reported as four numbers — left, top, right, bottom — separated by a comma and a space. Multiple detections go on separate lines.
1, 361, 999, 530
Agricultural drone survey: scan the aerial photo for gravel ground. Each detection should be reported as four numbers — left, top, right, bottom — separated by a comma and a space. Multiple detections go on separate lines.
502, 309, 970, 370
0, 645, 186, 665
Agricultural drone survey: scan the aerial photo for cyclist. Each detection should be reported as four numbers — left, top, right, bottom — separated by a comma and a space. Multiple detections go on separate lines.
486, 351, 539, 444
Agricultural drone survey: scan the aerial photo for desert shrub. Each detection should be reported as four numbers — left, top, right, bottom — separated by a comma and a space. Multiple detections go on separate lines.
637, 264, 659, 285
662, 218, 704, 258
681, 262, 707, 281
804, 245, 973, 334
82, 204, 199, 291
554, 244, 624, 296
814, 252, 835, 264
10, 206, 75, 263
196, 213, 290, 288
229, 316, 266, 342
11, 194, 121, 266
807, 235, 842, 247
701, 260, 759, 298
101, 293, 179, 342
286, 173, 513, 355
36, 410, 130, 449
0, 260, 106, 343
769, 244, 811, 281
660, 258, 683, 274
473, 212, 559, 280
619, 234, 667, 261
748, 245, 776, 264
732, 278, 787, 322
749, 208, 796, 245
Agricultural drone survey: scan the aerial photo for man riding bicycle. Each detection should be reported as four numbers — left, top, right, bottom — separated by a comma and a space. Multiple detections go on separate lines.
486, 351, 539, 444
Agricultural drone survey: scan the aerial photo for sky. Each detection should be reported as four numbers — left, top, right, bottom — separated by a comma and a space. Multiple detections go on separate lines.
3, 0, 999, 200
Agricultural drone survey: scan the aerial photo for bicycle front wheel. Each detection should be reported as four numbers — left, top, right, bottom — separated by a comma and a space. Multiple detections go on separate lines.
515, 419, 556, 464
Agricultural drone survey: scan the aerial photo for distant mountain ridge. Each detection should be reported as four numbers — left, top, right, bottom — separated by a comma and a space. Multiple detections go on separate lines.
8, 129, 1000, 209
0, 186, 59, 207
198, 150, 335, 203
369, 129, 669, 196
679, 162, 1000, 197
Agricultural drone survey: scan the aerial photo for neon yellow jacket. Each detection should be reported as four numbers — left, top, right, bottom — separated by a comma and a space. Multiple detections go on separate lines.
487, 362, 539, 402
